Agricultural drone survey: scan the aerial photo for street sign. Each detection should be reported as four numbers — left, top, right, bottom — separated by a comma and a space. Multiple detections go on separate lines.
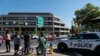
37, 16, 44, 28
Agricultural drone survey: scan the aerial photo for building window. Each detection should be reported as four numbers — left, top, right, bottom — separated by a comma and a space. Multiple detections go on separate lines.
60, 24, 64, 26
27, 17, 36, 20
44, 22, 53, 25
3, 22, 9, 25
28, 22, 36, 25
44, 22, 48, 25
54, 18, 59, 21
61, 28, 65, 30
48, 17, 51, 20
20, 17, 25, 20
5, 22, 9, 25
54, 23, 59, 25
44, 17, 52, 20
54, 28, 59, 30
66, 28, 69, 31
3, 22, 15, 25
44, 17, 48, 20
9, 22, 13, 25
3, 17, 19, 20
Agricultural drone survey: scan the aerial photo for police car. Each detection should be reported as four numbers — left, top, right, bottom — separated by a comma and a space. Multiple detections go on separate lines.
57, 31, 100, 55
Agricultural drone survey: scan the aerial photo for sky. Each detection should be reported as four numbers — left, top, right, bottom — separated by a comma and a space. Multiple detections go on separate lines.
0, 0, 100, 28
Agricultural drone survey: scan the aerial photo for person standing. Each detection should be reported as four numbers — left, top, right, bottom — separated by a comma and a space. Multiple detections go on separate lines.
23, 32, 31, 55
13, 32, 21, 55
36, 33, 47, 56
4, 31, 11, 52
0, 35, 3, 47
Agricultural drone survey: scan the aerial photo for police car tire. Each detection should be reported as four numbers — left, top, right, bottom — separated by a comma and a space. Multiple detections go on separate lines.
94, 46, 100, 56
58, 43, 68, 51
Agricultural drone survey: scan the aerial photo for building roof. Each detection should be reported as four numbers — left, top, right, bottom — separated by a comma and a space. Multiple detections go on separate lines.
90, 16, 100, 23
8, 12, 53, 16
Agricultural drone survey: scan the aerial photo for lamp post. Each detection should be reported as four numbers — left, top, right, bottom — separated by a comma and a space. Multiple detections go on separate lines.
13, 21, 16, 33
25, 22, 28, 26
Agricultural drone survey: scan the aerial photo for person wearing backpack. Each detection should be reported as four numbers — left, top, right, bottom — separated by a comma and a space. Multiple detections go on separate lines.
13, 32, 21, 55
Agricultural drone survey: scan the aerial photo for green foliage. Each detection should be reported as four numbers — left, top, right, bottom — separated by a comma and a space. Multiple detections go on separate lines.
33, 27, 37, 34
18, 28, 22, 35
32, 27, 40, 34
44, 29, 49, 34
74, 3, 100, 30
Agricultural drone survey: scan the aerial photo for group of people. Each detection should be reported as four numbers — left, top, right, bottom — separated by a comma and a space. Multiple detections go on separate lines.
0, 30, 47, 56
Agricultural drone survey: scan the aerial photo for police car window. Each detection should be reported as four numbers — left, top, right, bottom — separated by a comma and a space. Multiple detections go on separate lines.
71, 34, 83, 39
83, 34, 99, 39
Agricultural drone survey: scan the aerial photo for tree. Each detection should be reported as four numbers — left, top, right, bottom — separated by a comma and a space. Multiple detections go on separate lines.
18, 28, 22, 35
44, 29, 49, 34
32, 27, 39, 34
74, 3, 100, 30
32, 27, 37, 34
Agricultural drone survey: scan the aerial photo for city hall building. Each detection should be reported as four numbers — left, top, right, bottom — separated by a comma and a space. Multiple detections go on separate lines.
0, 12, 70, 37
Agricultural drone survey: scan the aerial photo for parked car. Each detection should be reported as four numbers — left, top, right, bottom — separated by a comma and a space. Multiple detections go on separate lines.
57, 31, 100, 56
31, 34, 39, 39
45, 34, 55, 41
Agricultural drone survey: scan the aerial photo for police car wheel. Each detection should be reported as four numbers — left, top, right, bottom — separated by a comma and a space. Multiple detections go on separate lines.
58, 43, 67, 51
94, 47, 100, 56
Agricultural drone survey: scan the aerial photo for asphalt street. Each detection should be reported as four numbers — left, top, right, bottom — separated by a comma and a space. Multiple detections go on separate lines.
0, 38, 94, 56
0, 38, 71, 56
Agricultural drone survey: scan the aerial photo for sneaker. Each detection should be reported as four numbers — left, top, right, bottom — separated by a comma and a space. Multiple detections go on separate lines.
5, 50, 9, 53
14, 53, 19, 56
14, 53, 16, 55
8, 50, 11, 52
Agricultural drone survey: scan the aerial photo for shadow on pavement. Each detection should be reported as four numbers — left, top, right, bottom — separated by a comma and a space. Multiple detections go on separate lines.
0, 52, 7, 54
0, 51, 14, 56
54, 49, 84, 56
54, 49, 71, 55
74, 50, 95, 56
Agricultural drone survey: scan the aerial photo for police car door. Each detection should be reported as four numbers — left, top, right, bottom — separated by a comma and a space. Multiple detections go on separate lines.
69, 34, 83, 49
81, 34, 99, 50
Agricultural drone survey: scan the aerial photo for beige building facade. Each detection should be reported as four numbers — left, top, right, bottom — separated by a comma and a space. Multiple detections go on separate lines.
0, 12, 70, 37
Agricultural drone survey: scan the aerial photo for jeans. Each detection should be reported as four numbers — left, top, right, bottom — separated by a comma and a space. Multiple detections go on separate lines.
24, 42, 30, 54
36, 46, 46, 56
5, 40, 11, 51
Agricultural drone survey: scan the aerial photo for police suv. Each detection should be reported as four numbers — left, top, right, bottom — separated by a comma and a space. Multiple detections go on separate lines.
57, 31, 100, 55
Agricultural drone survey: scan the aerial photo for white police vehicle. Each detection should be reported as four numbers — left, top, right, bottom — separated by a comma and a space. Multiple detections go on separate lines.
57, 31, 100, 55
